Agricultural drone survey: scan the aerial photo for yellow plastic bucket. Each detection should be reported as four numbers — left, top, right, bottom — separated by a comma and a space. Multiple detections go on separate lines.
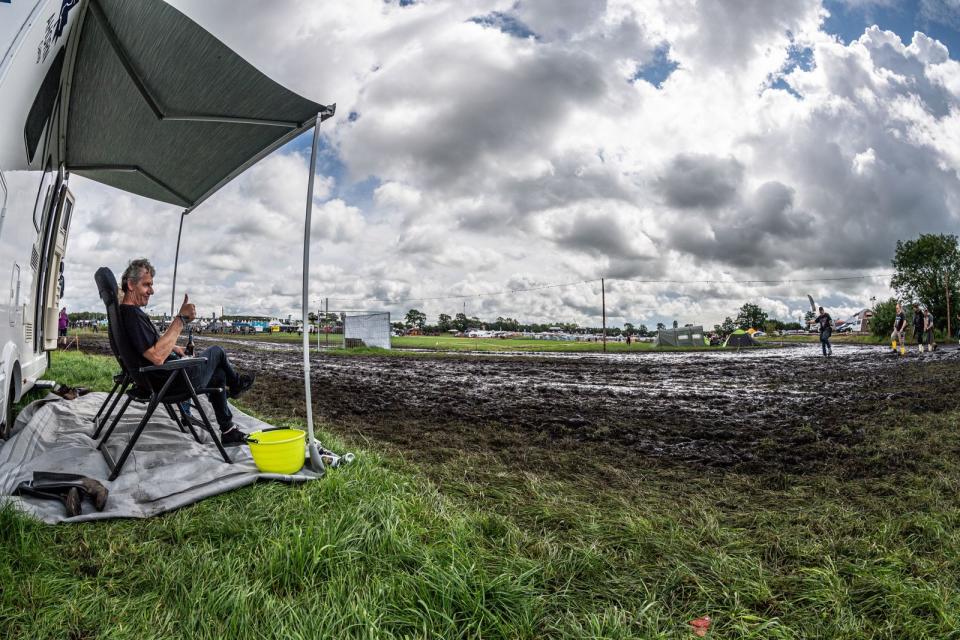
247, 428, 306, 474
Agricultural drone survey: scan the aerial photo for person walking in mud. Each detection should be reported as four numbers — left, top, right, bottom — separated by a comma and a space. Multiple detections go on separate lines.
912, 306, 925, 354
891, 302, 906, 353
814, 306, 833, 357
924, 308, 935, 352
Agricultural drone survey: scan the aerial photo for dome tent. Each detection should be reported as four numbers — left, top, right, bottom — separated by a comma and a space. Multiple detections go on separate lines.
723, 329, 758, 348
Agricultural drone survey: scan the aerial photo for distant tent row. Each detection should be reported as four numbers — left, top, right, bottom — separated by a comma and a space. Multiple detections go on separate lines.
654, 326, 760, 348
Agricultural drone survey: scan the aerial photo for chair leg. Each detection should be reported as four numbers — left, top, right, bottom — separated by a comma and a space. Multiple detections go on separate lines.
163, 402, 187, 434
92, 378, 121, 427
183, 376, 231, 464
97, 394, 133, 448
164, 402, 202, 443
106, 397, 162, 481
92, 379, 130, 440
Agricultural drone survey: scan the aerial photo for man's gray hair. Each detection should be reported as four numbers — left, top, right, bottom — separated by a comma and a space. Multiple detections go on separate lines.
121, 258, 155, 292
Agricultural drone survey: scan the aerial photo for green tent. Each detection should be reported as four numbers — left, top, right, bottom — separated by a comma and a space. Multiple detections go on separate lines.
655, 325, 705, 347
723, 329, 758, 348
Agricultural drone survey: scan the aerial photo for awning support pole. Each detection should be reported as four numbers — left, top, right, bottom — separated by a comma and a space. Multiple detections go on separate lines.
171, 209, 188, 318
302, 114, 325, 473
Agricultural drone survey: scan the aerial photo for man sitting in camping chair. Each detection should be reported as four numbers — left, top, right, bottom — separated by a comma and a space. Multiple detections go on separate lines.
119, 258, 254, 445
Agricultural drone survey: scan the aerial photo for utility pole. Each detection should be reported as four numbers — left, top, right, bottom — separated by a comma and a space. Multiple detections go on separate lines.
325, 297, 329, 346
601, 278, 607, 353
946, 274, 952, 341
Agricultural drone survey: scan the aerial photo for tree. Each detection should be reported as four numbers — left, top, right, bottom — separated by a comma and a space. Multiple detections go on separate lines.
714, 316, 736, 337
735, 303, 768, 330
672, 320, 678, 328
638, 324, 649, 337
404, 309, 427, 329
437, 313, 452, 332
890, 234, 960, 330
623, 322, 635, 336
454, 312, 468, 332
656, 322, 666, 331
870, 298, 899, 338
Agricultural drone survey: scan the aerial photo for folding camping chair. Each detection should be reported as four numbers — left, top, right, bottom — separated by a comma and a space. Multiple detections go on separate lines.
93, 267, 231, 480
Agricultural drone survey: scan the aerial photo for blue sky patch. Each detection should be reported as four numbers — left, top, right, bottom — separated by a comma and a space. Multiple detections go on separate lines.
469, 12, 538, 40
784, 43, 815, 73
766, 42, 814, 99
285, 129, 381, 212
823, 0, 959, 60
632, 44, 679, 88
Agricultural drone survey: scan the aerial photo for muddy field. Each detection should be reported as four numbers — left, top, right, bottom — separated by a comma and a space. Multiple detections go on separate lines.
78, 335, 960, 479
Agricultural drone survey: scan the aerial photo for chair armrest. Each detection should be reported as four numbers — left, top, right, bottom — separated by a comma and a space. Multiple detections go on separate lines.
140, 356, 207, 373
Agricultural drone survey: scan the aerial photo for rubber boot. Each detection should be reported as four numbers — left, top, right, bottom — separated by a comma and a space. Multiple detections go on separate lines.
31, 472, 109, 511
15, 483, 83, 517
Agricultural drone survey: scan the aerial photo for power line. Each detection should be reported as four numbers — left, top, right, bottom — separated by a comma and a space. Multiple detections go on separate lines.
613, 273, 894, 285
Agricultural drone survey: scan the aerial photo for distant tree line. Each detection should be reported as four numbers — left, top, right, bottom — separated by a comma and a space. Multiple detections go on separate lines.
67, 311, 105, 323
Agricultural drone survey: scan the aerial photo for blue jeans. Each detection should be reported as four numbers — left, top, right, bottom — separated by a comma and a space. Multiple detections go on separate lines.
185, 346, 240, 429
820, 330, 832, 355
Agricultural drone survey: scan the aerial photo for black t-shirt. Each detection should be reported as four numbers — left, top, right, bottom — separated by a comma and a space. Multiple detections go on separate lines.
815, 312, 832, 332
894, 311, 906, 330
118, 304, 159, 369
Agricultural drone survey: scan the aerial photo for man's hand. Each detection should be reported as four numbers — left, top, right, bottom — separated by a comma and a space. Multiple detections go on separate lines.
172, 345, 186, 357
177, 293, 196, 322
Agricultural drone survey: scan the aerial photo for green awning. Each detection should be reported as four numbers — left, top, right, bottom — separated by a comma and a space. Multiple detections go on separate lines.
62, 0, 334, 209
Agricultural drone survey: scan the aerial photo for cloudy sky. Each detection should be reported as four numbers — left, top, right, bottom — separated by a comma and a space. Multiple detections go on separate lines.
63, 0, 960, 329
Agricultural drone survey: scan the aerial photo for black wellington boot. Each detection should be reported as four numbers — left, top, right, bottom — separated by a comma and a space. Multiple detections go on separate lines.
31, 472, 109, 511
14, 483, 83, 517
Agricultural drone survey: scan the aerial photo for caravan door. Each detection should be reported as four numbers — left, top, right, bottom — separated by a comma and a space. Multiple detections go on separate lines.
41, 185, 72, 350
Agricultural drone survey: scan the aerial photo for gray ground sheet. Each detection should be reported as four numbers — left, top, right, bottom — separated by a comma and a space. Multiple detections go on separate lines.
0, 392, 322, 523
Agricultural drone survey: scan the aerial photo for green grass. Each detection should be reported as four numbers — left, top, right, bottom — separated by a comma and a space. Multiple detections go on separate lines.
2, 352, 960, 638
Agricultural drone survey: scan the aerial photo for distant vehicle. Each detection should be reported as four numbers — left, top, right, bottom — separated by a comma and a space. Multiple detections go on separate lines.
836, 323, 854, 333
752, 331, 766, 337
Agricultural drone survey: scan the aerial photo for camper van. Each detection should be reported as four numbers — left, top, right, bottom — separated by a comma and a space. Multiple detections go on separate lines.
0, 0, 84, 437
0, 0, 332, 438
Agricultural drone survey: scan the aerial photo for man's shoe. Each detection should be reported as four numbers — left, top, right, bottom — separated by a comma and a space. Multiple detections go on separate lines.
219, 425, 247, 446
228, 373, 256, 399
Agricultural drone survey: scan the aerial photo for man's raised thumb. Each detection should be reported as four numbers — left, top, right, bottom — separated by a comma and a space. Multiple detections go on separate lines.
183, 293, 189, 305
